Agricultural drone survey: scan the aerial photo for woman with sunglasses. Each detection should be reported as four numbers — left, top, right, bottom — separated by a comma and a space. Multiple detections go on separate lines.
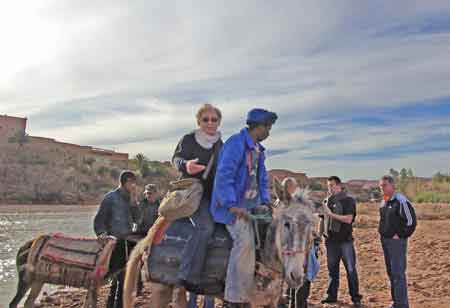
172, 103, 223, 292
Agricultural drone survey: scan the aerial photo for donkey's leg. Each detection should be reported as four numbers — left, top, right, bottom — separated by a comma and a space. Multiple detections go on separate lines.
83, 287, 98, 308
149, 282, 173, 308
23, 281, 44, 308
8, 271, 30, 308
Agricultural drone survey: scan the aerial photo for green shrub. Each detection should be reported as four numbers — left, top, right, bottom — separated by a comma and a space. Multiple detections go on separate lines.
415, 191, 450, 203
97, 166, 109, 176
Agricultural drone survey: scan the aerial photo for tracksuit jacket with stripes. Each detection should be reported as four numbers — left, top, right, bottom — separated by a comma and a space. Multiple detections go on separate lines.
378, 195, 417, 239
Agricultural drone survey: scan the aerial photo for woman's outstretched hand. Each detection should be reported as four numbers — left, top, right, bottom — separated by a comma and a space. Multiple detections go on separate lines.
186, 158, 206, 175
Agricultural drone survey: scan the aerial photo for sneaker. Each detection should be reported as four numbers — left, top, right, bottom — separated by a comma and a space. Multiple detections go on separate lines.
321, 297, 338, 304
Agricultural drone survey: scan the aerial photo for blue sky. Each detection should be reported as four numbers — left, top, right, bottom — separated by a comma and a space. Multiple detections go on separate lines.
1, 1, 450, 179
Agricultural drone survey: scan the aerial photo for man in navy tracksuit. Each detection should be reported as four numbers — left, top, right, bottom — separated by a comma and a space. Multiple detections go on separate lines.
378, 175, 417, 308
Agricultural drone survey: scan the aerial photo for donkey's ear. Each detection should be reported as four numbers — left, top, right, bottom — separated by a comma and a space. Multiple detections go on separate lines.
272, 177, 284, 201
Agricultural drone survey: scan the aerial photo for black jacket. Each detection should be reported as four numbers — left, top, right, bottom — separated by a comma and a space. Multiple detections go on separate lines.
172, 132, 223, 199
93, 188, 136, 238
378, 197, 416, 239
135, 198, 160, 235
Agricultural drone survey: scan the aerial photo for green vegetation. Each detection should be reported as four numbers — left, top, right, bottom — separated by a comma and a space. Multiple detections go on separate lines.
83, 157, 96, 166
130, 153, 167, 178
8, 131, 29, 145
309, 181, 323, 191
97, 166, 109, 176
415, 191, 450, 203
16, 153, 49, 165
387, 168, 450, 203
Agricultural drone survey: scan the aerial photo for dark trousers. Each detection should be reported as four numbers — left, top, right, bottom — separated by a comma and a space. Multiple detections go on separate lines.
325, 240, 362, 303
178, 197, 215, 283
107, 240, 135, 308
381, 238, 409, 308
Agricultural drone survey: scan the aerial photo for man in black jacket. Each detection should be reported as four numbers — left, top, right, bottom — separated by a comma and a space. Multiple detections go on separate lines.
94, 170, 138, 308
136, 183, 160, 235
321, 176, 362, 307
379, 175, 416, 308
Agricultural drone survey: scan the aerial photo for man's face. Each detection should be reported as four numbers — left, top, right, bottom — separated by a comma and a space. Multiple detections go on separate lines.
145, 191, 158, 202
327, 180, 341, 195
379, 180, 394, 197
257, 122, 272, 142
123, 179, 137, 194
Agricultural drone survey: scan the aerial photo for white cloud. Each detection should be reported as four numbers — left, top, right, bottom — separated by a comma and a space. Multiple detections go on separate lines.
1, 1, 450, 177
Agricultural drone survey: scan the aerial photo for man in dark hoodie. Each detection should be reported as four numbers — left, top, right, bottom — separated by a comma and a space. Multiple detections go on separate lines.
321, 176, 362, 307
94, 170, 138, 308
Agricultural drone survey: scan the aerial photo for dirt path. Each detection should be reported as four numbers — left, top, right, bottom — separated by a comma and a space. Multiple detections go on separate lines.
36, 219, 450, 308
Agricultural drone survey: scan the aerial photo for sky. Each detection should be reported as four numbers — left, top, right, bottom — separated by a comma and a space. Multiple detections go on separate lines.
1, 0, 450, 180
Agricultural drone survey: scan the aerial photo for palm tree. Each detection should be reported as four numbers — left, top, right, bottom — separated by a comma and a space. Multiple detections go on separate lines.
134, 153, 149, 177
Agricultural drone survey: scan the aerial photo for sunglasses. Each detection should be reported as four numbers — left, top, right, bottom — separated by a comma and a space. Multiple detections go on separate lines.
201, 117, 219, 123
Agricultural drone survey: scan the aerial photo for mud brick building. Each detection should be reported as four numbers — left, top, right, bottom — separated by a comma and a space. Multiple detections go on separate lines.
0, 115, 129, 203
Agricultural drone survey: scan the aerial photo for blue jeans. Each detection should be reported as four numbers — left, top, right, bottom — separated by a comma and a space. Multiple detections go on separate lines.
381, 238, 409, 308
188, 293, 215, 308
178, 197, 215, 283
325, 240, 362, 303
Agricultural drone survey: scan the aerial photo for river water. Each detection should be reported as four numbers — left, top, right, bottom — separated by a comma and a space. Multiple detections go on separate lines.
0, 205, 98, 307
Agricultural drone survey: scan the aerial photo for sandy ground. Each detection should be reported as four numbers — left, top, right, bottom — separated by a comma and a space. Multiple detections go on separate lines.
24, 218, 450, 308
0, 204, 98, 213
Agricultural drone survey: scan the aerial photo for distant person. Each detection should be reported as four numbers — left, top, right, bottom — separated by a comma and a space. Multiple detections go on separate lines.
378, 175, 416, 308
320, 176, 362, 307
94, 170, 139, 308
136, 183, 160, 235
129, 183, 161, 296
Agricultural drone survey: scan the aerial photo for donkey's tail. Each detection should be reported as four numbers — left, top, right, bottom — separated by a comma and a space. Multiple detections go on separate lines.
123, 216, 171, 308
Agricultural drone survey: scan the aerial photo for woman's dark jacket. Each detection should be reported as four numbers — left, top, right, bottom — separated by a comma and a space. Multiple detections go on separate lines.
172, 132, 223, 199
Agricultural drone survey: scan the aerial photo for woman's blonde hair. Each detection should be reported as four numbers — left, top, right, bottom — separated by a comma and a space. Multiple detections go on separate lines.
196, 104, 222, 123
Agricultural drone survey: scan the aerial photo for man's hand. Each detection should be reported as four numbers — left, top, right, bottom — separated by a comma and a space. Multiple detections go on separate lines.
186, 158, 206, 175
393, 234, 400, 239
97, 232, 110, 244
230, 207, 250, 221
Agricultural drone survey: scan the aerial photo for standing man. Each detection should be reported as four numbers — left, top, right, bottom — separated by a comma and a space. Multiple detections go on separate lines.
321, 176, 362, 307
94, 170, 139, 308
136, 183, 160, 235
210, 108, 277, 308
378, 175, 416, 308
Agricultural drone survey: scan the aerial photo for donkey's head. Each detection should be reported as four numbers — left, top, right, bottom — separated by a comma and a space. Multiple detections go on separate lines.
267, 178, 317, 287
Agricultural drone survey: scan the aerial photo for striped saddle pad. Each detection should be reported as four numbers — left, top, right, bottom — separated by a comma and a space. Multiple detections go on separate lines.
32, 233, 116, 286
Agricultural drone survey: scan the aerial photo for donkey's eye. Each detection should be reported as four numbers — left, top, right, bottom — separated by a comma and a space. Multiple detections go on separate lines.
284, 222, 290, 230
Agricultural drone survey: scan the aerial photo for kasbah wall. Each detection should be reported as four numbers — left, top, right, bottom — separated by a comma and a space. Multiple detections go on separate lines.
0, 115, 129, 204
